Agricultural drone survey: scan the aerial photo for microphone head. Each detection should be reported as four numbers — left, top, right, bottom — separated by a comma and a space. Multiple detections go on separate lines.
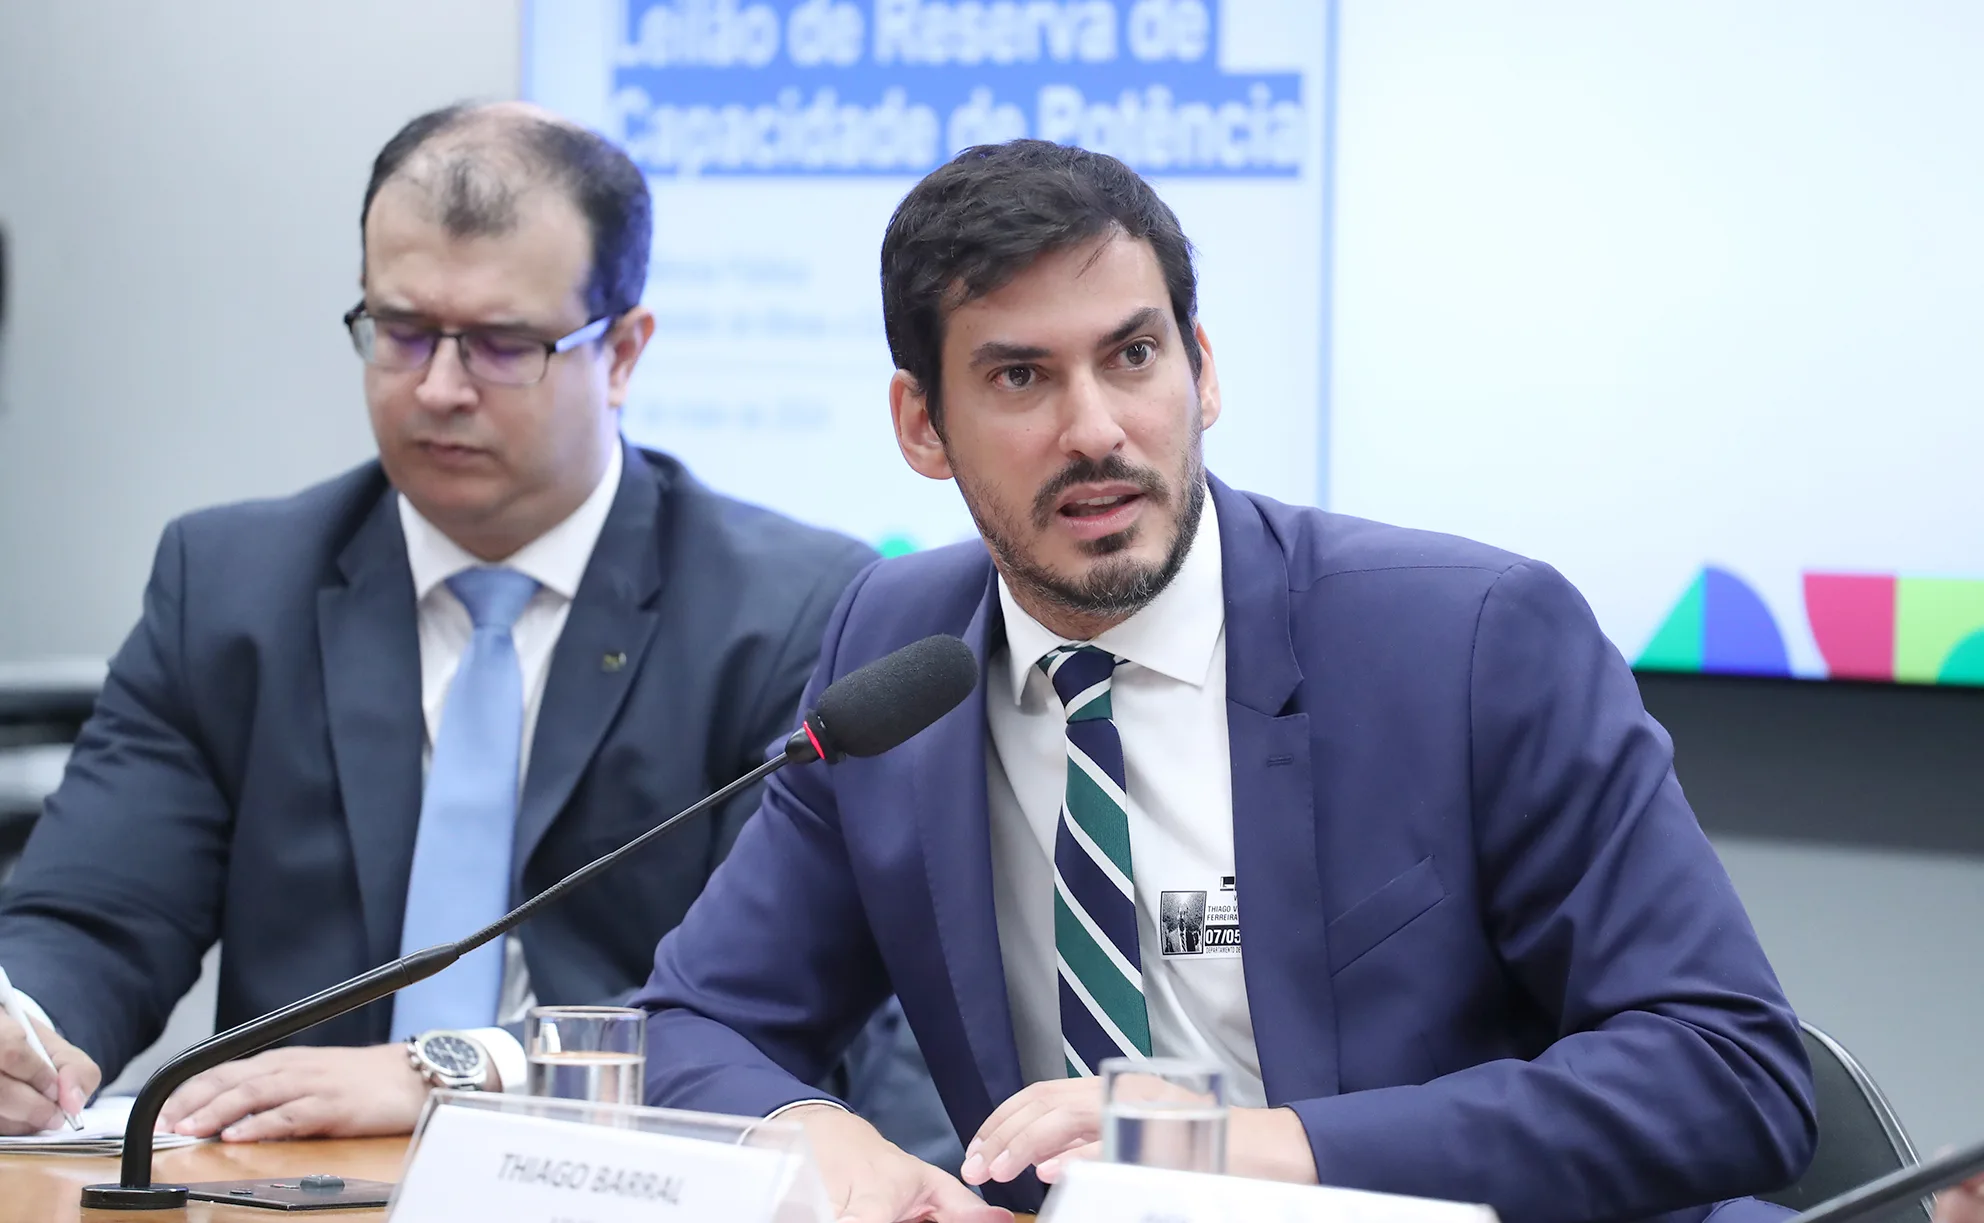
802, 635, 978, 762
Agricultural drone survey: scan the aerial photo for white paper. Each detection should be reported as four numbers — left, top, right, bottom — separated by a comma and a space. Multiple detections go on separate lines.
0, 1095, 205, 1156
389, 1103, 809, 1223
1040, 1160, 1501, 1223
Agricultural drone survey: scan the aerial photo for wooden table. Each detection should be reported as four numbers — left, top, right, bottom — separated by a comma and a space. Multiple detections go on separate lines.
0, 1138, 408, 1223
0, 1137, 1040, 1222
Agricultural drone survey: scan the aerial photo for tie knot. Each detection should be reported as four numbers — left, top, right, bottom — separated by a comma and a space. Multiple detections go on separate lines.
446, 567, 539, 631
1039, 645, 1118, 721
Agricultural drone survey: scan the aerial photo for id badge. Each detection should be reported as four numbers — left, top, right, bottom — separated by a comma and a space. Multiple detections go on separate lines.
1157, 876, 1241, 958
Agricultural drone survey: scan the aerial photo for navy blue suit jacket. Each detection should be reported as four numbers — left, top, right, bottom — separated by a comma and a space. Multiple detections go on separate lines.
635, 478, 1816, 1222
0, 445, 876, 1081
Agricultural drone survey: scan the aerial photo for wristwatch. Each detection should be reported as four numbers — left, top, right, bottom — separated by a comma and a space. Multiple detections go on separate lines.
405, 1031, 491, 1091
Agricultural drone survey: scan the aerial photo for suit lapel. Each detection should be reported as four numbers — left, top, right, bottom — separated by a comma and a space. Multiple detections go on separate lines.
1212, 478, 1340, 1102
910, 567, 1028, 1118
512, 446, 665, 890
318, 488, 426, 968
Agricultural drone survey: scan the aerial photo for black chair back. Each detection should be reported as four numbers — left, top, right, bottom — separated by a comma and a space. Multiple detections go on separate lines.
1764, 1021, 1930, 1223
0, 659, 102, 883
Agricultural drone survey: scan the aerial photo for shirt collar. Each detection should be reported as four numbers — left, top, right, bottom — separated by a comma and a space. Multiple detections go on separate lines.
398, 441, 624, 604
997, 488, 1224, 704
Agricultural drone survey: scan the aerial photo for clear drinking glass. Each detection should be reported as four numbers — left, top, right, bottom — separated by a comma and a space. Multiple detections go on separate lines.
524, 1005, 645, 1104
1099, 1057, 1228, 1174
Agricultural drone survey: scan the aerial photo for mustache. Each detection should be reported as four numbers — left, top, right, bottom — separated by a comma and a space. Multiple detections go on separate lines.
1029, 455, 1170, 530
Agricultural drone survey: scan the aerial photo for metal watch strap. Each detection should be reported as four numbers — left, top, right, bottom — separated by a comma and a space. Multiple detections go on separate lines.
404, 1037, 443, 1089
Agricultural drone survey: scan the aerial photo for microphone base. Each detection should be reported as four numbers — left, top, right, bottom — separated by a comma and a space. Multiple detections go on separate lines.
79, 1182, 190, 1210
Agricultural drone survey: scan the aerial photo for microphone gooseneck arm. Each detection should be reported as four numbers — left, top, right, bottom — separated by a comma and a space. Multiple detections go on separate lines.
90, 731, 812, 1207
104, 945, 459, 1198
1788, 1137, 1984, 1223
452, 739, 799, 955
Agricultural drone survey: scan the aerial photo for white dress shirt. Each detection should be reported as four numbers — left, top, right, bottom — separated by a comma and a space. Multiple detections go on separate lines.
396, 443, 623, 1090
986, 492, 1267, 1107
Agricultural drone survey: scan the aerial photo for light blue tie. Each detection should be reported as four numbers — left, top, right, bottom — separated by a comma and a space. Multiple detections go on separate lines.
390, 566, 539, 1039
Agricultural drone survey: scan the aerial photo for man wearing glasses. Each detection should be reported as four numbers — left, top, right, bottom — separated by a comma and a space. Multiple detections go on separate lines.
0, 102, 950, 1158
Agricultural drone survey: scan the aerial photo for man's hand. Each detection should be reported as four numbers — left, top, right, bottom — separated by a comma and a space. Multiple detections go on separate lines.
1933, 1173, 1984, 1222
784, 1103, 1009, 1223
159, 1044, 431, 1142
963, 1078, 1320, 1186
962, 1079, 1104, 1186
0, 1009, 98, 1136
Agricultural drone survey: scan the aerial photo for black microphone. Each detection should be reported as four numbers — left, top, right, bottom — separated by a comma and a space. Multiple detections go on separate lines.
801, 631, 979, 762
81, 633, 978, 1210
1786, 1138, 1984, 1223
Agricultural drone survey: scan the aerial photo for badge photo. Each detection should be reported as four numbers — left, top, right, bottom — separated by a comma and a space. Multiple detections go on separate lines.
1159, 877, 1241, 958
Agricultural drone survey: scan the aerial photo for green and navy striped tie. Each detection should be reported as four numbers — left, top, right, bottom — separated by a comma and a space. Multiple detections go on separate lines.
1041, 644, 1152, 1076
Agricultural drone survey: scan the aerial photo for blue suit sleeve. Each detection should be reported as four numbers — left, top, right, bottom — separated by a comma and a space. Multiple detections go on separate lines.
632, 564, 895, 1119
1290, 560, 1816, 1223
0, 520, 227, 1079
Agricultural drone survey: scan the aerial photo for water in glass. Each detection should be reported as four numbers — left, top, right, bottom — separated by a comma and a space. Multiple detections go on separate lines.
525, 1049, 643, 1105
1102, 1101, 1227, 1174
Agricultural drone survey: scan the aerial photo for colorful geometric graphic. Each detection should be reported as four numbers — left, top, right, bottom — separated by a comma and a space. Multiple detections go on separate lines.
1942, 633, 1984, 685
1638, 567, 1984, 687
1636, 566, 1791, 677
875, 534, 920, 559
1803, 574, 1896, 680
1805, 573, 1984, 684
1898, 580, 1984, 684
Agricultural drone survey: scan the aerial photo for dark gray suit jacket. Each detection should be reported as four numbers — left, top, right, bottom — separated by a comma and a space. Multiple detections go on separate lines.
0, 443, 874, 1078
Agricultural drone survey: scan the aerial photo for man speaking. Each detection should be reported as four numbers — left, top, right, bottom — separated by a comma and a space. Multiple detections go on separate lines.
634, 140, 1816, 1223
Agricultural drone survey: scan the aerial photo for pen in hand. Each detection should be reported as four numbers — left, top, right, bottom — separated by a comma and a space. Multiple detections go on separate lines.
0, 966, 83, 1131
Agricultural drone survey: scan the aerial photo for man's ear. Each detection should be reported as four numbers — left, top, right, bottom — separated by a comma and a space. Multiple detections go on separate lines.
1192, 321, 1221, 430
891, 370, 953, 480
605, 307, 657, 407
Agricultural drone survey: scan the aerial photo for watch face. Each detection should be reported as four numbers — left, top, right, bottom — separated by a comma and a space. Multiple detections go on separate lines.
422, 1034, 481, 1077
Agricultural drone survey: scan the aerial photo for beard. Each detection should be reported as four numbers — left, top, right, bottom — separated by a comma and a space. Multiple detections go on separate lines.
952, 419, 1207, 624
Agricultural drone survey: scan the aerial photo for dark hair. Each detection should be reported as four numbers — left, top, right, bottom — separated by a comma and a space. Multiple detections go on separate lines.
880, 139, 1202, 435
360, 104, 652, 320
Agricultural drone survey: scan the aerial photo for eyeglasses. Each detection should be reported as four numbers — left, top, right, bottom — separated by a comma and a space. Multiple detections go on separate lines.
343, 304, 616, 387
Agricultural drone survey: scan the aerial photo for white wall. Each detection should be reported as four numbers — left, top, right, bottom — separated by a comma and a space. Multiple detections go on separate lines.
0, 0, 521, 660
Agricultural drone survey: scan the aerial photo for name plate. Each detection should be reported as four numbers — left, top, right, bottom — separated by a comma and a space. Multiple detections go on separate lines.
389, 1101, 812, 1223
1040, 1161, 1500, 1223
